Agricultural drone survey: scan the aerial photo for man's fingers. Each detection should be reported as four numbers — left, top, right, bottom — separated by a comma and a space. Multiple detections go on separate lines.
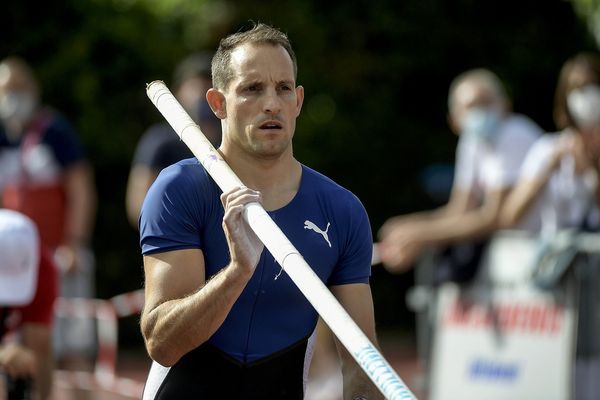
220, 186, 261, 209
222, 204, 246, 226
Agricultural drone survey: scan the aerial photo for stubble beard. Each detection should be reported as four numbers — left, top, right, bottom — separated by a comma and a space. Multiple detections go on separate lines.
248, 136, 292, 161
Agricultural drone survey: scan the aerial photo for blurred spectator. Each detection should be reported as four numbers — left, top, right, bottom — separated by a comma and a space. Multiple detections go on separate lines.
501, 51, 600, 400
378, 68, 543, 283
0, 56, 97, 371
0, 209, 58, 400
501, 52, 600, 233
126, 51, 221, 228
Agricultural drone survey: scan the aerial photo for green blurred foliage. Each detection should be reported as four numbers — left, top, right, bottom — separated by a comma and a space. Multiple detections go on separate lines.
571, 0, 600, 46
2, 0, 596, 345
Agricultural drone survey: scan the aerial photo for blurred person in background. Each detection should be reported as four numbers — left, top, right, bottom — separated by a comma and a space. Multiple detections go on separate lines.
0, 56, 97, 373
125, 51, 221, 229
378, 68, 543, 284
500, 52, 600, 400
501, 52, 600, 233
0, 209, 58, 400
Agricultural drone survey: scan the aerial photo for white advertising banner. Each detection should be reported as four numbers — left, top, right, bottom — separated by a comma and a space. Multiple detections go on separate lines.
429, 283, 575, 400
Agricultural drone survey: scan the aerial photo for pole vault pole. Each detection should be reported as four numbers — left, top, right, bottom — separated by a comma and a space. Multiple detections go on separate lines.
146, 80, 416, 400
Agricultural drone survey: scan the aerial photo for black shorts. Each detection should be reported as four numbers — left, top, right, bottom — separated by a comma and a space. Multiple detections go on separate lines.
149, 338, 309, 399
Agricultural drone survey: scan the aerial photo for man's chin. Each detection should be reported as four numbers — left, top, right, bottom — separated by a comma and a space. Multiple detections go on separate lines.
251, 142, 291, 160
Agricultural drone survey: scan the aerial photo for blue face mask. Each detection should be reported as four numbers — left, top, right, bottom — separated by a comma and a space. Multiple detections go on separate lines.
461, 107, 502, 141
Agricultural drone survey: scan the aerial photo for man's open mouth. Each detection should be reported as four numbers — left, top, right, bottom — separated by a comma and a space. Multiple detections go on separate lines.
259, 120, 282, 130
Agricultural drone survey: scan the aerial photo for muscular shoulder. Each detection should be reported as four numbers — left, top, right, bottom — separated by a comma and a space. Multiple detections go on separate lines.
140, 159, 219, 255
301, 165, 364, 210
299, 166, 372, 285
300, 165, 370, 240
145, 158, 215, 206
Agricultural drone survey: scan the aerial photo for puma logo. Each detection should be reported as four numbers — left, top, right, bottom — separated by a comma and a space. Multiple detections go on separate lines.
304, 220, 331, 248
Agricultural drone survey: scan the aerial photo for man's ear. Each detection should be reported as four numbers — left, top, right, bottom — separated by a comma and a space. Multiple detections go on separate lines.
295, 85, 304, 117
206, 88, 226, 119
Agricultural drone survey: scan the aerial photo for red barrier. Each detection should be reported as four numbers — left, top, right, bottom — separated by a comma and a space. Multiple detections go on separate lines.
53, 291, 146, 398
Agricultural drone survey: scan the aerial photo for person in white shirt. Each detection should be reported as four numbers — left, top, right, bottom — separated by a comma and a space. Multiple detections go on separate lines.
501, 51, 600, 400
502, 52, 600, 234
379, 68, 543, 282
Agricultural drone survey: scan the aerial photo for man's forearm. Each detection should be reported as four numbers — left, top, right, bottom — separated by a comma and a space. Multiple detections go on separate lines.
342, 363, 384, 400
142, 263, 251, 366
338, 341, 384, 400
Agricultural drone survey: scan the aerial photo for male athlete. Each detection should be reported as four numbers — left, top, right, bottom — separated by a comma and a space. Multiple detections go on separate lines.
139, 23, 383, 399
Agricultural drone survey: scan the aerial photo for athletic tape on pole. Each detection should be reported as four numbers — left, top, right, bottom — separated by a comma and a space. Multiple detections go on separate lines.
146, 81, 416, 400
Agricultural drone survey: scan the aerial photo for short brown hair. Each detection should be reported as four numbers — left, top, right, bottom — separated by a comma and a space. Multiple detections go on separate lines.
211, 23, 297, 90
553, 52, 600, 130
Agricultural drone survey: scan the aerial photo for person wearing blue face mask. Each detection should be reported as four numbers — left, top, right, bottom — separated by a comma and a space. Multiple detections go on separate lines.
378, 68, 543, 282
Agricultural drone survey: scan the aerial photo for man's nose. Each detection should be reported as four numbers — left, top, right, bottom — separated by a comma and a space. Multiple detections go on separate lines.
263, 88, 282, 115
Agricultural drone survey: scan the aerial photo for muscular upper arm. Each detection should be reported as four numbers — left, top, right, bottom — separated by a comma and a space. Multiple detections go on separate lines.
330, 283, 378, 346
142, 249, 206, 327
331, 283, 384, 399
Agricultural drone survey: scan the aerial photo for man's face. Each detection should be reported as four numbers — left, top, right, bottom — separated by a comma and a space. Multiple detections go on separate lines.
219, 43, 304, 159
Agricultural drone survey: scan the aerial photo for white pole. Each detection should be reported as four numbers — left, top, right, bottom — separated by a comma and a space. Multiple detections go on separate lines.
146, 81, 416, 400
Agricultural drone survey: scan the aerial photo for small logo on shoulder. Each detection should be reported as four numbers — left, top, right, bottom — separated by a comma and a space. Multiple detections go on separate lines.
304, 220, 331, 247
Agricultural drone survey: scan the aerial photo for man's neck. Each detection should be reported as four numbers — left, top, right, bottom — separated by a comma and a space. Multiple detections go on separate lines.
219, 146, 302, 211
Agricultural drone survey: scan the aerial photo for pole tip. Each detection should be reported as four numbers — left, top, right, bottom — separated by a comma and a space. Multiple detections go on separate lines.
146, 80, 165, 90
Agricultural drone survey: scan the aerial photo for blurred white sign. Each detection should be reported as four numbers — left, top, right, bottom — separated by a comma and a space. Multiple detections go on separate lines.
429, 283, 575, 400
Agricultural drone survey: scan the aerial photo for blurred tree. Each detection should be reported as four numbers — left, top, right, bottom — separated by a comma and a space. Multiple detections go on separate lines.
571, 0, 600, 46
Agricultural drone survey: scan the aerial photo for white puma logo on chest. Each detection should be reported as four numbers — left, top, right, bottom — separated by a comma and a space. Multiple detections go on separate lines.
304, 220, 331, 247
